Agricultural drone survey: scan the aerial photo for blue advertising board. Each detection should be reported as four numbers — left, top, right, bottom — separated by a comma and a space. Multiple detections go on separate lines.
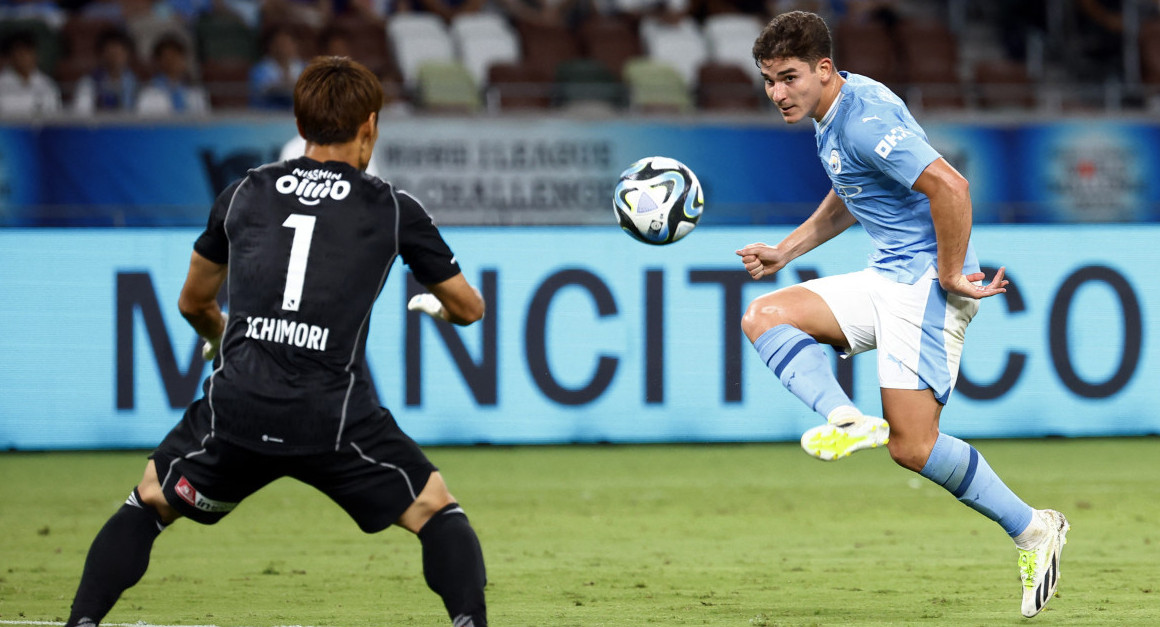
1, 225, 1156, 450
3, 118, 1159, 226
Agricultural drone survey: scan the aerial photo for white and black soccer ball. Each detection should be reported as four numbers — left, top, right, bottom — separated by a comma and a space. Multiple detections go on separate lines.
613, 156, 704, 245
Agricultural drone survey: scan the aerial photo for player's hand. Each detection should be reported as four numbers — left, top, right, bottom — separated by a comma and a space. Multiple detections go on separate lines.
735, 242, 789, 280
407, 293, 448, 321
945, 266, 1009, 300
201, 313, 228, 361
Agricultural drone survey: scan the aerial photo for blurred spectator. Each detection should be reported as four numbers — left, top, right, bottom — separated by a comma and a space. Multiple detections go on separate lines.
258, 0, 332, 28
0, 29, 62, 116
72, 27, 140, 114
136, 33, 210, 114
0, 0, 68, 29
249, 24, 304, 109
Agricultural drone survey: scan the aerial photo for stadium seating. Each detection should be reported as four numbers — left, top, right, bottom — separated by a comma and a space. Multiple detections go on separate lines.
972, 58, 1036, 110
450, 13, 520, 88
487, 61, 552, 110
833, 18, 902, 91
325, 14, 400, 81
417, 60, 482, 112
195, 12, 257, 62
698, 61, 763, 111
388, 13, 456, 87
200, 58, 253, 110
516, 21, 581, 77
640, 16, 707, 91
1141, 19, 1160, 85
553, 58, 624, 111
578, 14, 641, 78
702, 13, 763, 77
623, 57, 693, 113
895, 18, 963, 110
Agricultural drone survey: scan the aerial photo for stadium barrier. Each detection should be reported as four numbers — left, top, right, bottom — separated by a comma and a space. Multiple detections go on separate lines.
1, 117, 1159, 226
2, 225, 1157, 450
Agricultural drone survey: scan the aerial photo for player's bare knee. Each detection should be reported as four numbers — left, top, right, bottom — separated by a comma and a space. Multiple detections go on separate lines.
887, 439, 929, 473
135, 478, 180, 523
742, 295, 794, 340
400, 472, 457, 533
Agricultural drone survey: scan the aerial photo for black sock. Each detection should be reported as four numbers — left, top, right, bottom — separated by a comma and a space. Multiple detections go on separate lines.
417, 503, 487, 627
66, 489, 167, 627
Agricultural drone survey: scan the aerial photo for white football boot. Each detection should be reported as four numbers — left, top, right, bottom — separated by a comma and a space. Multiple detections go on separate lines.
800, 411, 890, 461
1018, 509, 1070, 617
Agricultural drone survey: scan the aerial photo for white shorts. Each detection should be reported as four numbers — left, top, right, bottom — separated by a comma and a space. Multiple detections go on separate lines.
799, 267, 979, 404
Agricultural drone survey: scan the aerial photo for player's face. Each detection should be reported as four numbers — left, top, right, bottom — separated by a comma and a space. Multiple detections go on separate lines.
759, 57, 826, 124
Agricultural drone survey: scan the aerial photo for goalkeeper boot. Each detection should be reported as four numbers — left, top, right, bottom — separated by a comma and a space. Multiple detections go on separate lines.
1018, 509, 1069, 617
800, 411, 889, 461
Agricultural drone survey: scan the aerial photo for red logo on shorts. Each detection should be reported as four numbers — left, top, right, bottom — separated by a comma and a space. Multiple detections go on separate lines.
174, 476, 198, 506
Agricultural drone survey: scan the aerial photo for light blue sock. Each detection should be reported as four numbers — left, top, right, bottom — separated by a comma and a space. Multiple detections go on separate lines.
920, 433, 1034, 536
752, 324, 852, 419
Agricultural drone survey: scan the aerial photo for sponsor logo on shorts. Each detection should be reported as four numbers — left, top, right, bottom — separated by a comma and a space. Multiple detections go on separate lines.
174, 476, 238, 513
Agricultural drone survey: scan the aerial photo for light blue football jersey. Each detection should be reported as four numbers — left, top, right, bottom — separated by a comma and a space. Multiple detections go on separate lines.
814, 72, 980, 284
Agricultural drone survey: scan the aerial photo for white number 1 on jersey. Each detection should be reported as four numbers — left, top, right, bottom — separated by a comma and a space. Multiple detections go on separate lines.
281, 214, 316, 311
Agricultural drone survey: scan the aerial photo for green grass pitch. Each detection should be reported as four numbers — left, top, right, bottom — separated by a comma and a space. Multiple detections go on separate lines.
1, 438, 1158, 626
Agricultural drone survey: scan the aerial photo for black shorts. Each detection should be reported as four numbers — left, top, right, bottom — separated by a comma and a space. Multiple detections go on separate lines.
151, 399, 436, 533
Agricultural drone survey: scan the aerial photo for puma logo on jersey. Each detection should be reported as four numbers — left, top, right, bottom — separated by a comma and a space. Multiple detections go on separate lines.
862, 115, 881, 122
275, 168, 352, 206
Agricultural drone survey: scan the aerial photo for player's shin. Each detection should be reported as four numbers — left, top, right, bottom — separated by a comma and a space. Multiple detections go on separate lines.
753, 324, 853, 418
919, 433, 1034, 537
66, 489, 168, 627
418, 503, 487, 627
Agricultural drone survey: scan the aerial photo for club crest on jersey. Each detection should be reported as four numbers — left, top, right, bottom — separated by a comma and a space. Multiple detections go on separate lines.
174, 476, 238, 513
275, 168, 352, 206
828, 149, 842, 174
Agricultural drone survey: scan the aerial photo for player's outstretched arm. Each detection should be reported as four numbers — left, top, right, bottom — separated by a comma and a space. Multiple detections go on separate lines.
735, 190, 856, 280
178, 251, 228, 357
914, 158, 1009, 299
410, 272, 485, 326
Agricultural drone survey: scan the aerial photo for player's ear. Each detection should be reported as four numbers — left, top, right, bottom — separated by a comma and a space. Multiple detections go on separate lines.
817, 57, 834, 81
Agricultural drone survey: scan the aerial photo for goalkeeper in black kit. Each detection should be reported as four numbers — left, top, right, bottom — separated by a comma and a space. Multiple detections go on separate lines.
65, 56, 488, 627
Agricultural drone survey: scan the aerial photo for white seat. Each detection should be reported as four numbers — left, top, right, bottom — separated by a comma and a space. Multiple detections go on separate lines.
458, 35, 520, 87
703, 13, 763, 79
393, 35, 456, 86
449, 12, 513, 42
641, 17, 706, 88
448, 12, 521, 86
387, 12, 447, 42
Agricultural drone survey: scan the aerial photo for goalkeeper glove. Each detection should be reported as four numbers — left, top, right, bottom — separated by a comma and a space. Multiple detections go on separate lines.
201, 313, 228, 361
407, 293, 447, 321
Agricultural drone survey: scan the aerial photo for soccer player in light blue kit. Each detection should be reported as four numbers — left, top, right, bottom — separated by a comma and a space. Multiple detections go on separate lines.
736, 11, 1069, 618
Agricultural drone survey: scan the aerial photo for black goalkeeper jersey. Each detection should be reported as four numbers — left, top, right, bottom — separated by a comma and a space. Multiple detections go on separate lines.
193, 157, 460, 454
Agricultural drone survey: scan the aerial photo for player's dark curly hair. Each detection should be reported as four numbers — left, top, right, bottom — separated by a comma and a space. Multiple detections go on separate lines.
752, 11, 833, 68
294, 56, 383, 145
